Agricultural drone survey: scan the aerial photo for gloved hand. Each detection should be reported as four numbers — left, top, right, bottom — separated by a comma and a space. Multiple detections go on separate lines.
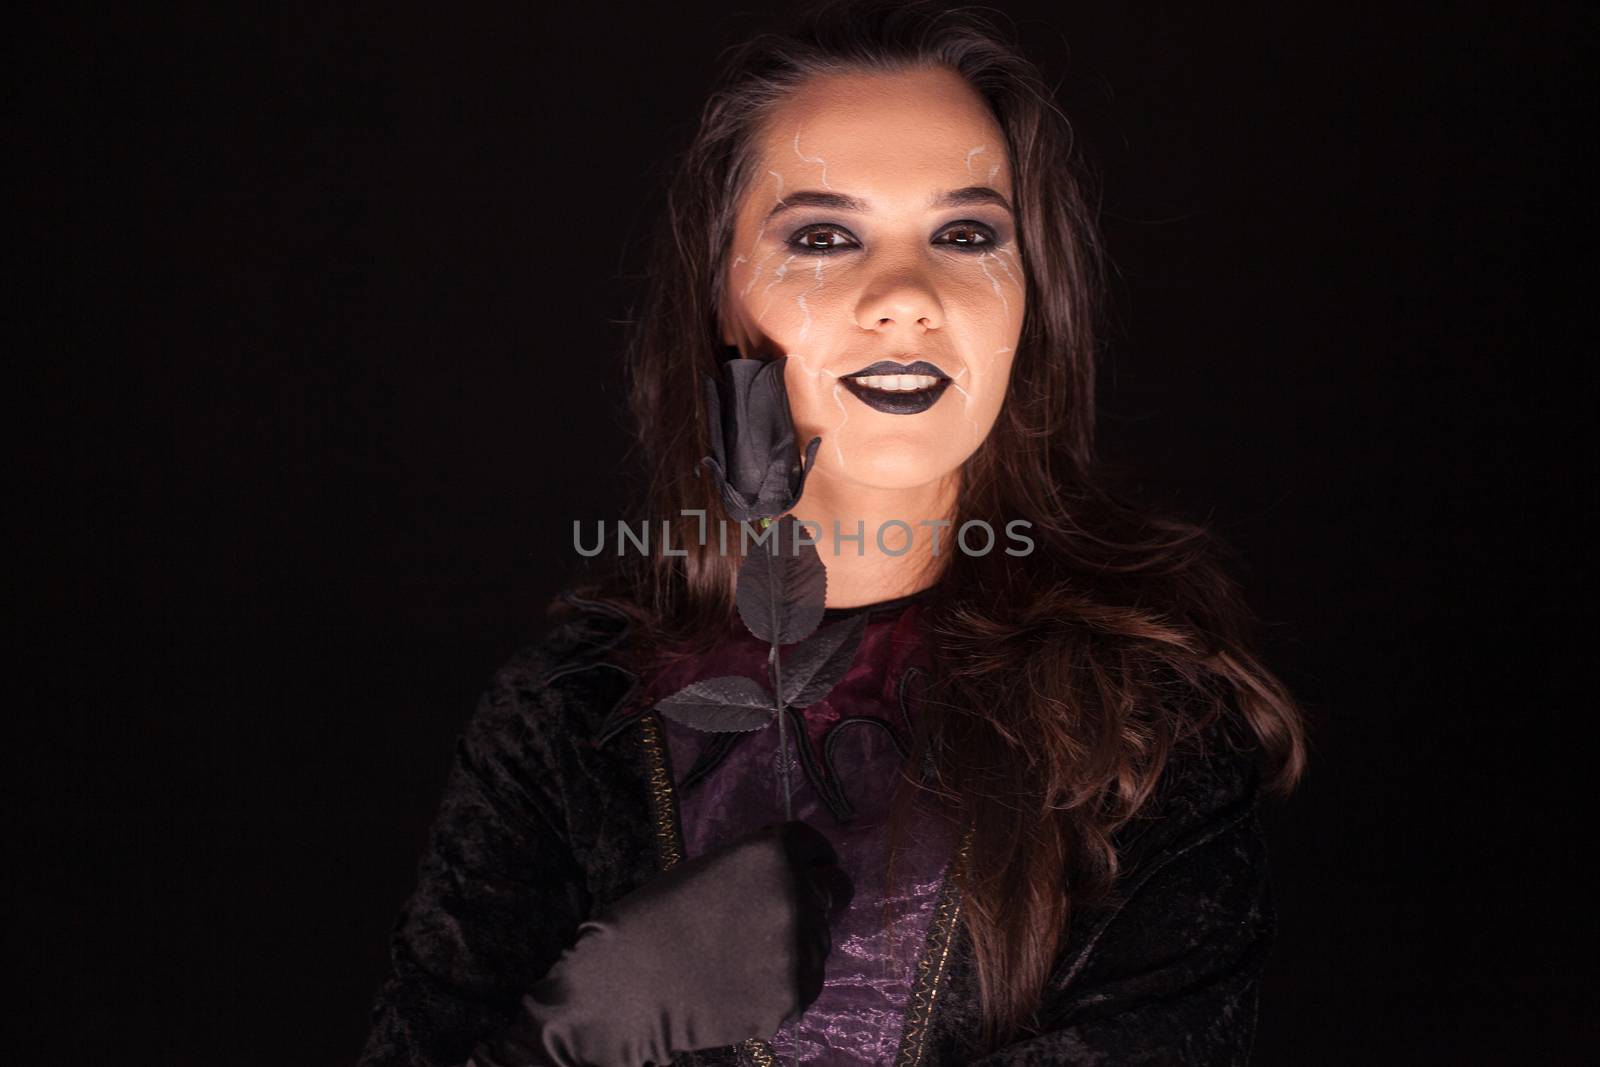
467, 820, 852, 1067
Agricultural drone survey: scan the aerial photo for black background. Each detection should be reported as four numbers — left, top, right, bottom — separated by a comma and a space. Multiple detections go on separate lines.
13, 2, 1595, 1063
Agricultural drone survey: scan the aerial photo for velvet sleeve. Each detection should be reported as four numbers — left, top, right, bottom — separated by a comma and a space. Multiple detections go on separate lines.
966, 743, 1276, 1067
357, 657, 592, 1067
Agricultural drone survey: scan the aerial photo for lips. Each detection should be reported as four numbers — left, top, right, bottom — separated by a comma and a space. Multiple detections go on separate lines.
839, 358, 953, 415
844, 359, 949, 379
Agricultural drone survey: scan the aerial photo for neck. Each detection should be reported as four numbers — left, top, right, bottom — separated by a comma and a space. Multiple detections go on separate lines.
785, 468, 958, 608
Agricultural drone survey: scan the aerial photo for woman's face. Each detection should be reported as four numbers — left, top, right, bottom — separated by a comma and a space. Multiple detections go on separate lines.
720, 66, 1026, 493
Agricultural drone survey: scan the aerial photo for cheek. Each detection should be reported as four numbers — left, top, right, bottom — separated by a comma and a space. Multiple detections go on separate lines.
950, 351, 1016, 438
783, 358, 870, 476
740, 255, 841, 342
975, 247, 1026, 327
940, 297, 1020, 453
952, 251, 1026, 392
734, 255, 853, 394
946, 250, 1026, 338
782, 358, 838, 433
975, 356, 1018, 421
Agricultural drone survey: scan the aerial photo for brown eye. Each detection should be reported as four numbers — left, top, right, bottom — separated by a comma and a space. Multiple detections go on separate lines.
789, 225, 854, 254
936, 223, 997, 250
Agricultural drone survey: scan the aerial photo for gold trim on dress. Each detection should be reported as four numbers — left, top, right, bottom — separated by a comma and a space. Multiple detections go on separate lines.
894, 826, 974, 1067
739, 1038, 779, 1067
640, 711, 779, 1066
638, 712, 684, 871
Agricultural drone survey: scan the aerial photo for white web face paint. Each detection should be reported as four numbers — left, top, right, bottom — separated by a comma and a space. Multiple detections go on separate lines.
795, 258, 827, 341
737, 172, 786, 299
755, 254, 798, 324
783, 352, 849, 471
977, 254, 1011, 318
740, 244, 781, 299
942, 343, 1013, 447
988, 247, 1023, 290
827, 376, 851, 471
964, 145, 1002, 186
944, 378, 987, 446
793, 130, 832, 188
786, 349, 817, 375
965, 145, 1020, 318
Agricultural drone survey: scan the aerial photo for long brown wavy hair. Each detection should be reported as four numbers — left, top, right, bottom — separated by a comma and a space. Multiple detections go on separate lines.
566, 0, 1308, 1052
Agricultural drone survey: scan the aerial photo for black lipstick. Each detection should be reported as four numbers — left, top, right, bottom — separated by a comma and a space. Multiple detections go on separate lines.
839, 359, 953, 415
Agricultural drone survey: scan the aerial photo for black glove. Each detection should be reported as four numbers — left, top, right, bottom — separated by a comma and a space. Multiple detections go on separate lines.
467, 820, 852, 1067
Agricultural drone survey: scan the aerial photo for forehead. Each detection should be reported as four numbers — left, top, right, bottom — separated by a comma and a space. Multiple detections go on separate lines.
751, 67, 1010, 196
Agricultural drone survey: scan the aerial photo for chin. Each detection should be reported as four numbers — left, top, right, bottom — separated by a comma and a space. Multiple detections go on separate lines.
816, 433, 958, 491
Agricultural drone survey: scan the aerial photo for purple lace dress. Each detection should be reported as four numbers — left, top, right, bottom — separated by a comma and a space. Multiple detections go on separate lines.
640, 594, 962, 1065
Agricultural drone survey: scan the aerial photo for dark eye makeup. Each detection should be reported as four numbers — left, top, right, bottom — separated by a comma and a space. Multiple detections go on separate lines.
786, 220, 1003, 256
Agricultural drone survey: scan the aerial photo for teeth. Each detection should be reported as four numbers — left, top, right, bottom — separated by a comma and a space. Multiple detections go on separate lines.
850, 373, 941, 391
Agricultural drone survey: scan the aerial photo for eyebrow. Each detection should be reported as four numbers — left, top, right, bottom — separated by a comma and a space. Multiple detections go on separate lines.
763, 185, 1014, 223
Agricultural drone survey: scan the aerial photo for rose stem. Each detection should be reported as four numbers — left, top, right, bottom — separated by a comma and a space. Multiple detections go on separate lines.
768, 643, 793, 822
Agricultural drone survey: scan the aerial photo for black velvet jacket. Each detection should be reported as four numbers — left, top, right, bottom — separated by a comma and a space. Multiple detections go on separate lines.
357, 595, 1278, 1067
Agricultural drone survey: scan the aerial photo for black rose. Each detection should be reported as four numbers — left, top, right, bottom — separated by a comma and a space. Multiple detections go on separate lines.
700, 356, 821, 523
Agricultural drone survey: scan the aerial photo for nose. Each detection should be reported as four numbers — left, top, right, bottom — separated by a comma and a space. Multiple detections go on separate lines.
855, 268, 944, 334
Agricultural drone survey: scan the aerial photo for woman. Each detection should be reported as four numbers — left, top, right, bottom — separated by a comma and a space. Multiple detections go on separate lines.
358, 1, 1308, 1064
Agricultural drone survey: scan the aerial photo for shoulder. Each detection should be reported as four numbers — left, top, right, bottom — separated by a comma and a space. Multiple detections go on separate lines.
465, 590, 646, 756
1150, 711, 1263, 832
1026, 695, 1270, 959
1040, 710, 1274, 996
1106, 708, 1268, 900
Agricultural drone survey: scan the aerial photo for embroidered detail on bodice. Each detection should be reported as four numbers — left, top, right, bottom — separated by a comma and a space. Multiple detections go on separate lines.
643, 601, 960, 1065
